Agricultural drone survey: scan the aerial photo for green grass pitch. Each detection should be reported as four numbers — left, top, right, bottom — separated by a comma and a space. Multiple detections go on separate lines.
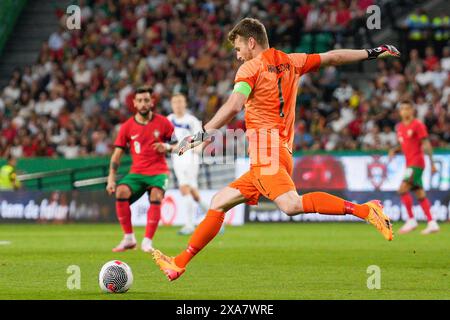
0, 222, 449, 300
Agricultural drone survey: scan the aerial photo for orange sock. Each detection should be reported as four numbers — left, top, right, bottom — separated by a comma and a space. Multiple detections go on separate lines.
174, 209, 224, 268
302, 192, 369, 219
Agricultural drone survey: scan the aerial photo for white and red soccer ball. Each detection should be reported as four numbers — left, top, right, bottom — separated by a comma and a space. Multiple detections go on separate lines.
99, 260, 133, 293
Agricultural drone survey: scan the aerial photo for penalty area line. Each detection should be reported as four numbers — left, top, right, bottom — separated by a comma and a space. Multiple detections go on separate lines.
0, 241, 11, 245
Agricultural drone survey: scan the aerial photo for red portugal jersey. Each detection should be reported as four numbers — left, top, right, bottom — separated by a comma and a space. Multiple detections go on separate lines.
114, 113, 175, 175
396, 119, 428, 168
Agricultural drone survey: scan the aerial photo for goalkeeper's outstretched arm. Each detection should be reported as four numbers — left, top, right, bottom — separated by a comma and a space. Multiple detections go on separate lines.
175, 92, 247, 155
319, 44, 400, 66
204, 92, 247, 131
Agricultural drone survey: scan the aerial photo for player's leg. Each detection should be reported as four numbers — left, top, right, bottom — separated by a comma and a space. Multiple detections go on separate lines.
414, 188, 440, 234
142, 174, 169, 252
190, 186, 209, 213
174, 186, 246, 266
274, 191, 367, 218
176, 162, 208, 235
190, 186, 225, 235
112, 182, 137, 252
272, 190, 392, 240
253, 148, 392, 240
152, 171, 256, 281
397, 181, 418, 234
178, 184, 197, 235
174, 162, 197, 235
142, 187, 164, 252
254, 148, 371, 219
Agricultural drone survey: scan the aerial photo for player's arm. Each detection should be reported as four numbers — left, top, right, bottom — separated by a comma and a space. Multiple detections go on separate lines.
106, 147, 124, 195
152, 141, 178, 154
192, 116, 208, 154
422, 138, 437, 174
10, 171, 21, 190
319, 44, 400, 67
204, 90, 247, 131
153, 121, 179, 154
175, 90, 247, 155
388, 145, 402, 161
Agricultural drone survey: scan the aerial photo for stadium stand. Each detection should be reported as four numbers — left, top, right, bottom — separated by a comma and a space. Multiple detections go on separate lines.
0, 0, 449, 162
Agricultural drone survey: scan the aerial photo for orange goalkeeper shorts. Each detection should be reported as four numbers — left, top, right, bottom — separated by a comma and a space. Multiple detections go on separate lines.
229, 147, 295, 205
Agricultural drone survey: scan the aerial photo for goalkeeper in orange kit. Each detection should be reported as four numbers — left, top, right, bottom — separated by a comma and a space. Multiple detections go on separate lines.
152, 18, 401, 281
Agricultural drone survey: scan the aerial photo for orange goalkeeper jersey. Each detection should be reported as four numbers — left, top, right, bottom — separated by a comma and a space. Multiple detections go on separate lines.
234, 48, 321, 154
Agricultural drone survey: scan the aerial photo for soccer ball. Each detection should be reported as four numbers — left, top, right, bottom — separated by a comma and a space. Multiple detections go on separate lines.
99, 260, 133, 293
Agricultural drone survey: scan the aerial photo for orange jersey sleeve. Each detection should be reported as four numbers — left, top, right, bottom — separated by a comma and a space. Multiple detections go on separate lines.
288, 53, 321, 75
234, 59, 260, 89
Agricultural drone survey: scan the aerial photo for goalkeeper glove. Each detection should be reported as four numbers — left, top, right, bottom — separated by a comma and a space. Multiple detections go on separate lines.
174, 126, 210, 156
366, 44, 400, 60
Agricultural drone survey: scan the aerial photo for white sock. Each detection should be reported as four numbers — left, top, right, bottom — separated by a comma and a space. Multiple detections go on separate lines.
124, 233, 135, 242
182, 194, 195, 229
142, 237, 152, 245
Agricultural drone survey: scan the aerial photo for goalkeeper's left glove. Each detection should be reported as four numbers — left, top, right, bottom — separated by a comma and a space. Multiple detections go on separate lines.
174, 127, 210, 156
366, 44, 400, 60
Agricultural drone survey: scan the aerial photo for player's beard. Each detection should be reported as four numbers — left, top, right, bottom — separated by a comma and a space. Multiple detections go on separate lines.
138, 109, 150, 117
402, 115, 413, 123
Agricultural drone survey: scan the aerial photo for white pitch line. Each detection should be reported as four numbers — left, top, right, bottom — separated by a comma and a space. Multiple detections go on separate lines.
0, 241, 11, 245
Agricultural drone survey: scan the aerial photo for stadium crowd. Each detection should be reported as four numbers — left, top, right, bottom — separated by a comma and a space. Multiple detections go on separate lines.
0, 0, 449, 158
294, 45, 450, 151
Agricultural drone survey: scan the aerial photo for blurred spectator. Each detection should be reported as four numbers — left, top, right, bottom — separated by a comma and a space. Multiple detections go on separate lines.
48, 27, 65, 61
424, 46, 439, 71
73, 60, 92, 88
441, 47, 450, 71
361, 125, 382, 150
35, 91, 52, 116
405, 49, 423, 78
57, 136, 80, 159
332, 79, 353, 103
0, 155, 21, 190
2, 79, 20, 103
379, 125, 397, 149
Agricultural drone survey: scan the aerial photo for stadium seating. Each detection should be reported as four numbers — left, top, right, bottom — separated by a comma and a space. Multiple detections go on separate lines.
0, 0, 449, 160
